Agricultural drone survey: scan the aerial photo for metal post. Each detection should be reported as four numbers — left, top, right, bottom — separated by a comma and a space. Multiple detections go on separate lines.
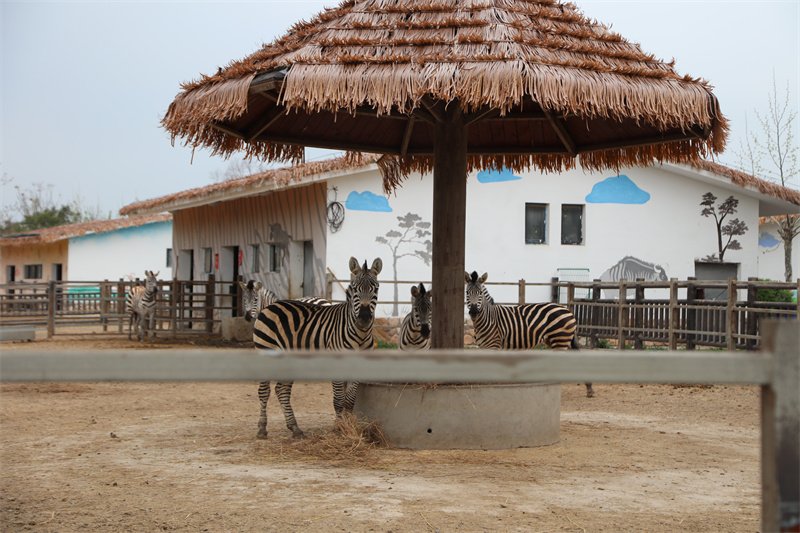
727, 278, 737, 351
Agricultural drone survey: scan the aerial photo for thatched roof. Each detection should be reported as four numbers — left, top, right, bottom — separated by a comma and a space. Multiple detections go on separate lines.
119, 154, 377, 216
162, 0, 728, 191
689, 160, 800, 206
0, 214, 172, 248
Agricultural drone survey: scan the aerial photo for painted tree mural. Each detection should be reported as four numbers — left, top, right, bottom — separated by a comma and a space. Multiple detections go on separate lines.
376, 212, 432, 316
700, 193, 748, 262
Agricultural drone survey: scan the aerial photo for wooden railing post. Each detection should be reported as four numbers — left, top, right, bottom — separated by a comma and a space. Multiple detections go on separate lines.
205, 275, 215, 333
686, 277, 697, 350
518, 279, 526, 305
727, 278, 737, 351
101, 280, 109, 332
550, 277, 559, 303
634, 278, 644, 350
617, 279, 626, 350
47, 281, 56, 339
117, 279, 125, 333
668, 278, 678, 351
746, 277, 759, 351
760, 320, 800, 532
590, 279, 600, 349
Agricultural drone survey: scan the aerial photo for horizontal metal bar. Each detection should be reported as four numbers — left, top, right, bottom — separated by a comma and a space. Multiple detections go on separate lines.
0, 349, 772, 385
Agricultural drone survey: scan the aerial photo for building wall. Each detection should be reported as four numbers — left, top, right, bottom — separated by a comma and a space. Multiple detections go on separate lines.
68, 221, 173, 282
327, 164, 769, 317
1, 240, 68, 284
171, 182, 327, 300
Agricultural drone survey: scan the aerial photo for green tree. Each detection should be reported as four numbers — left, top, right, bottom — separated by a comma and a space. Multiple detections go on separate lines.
736, 74, 799, 281
1, 181, 105, 234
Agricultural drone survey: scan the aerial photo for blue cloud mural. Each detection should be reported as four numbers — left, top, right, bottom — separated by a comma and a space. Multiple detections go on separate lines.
759, 231, 781, 248
585, 175, 650, 204
345, 191, 392, 212
477, 168, 521, 183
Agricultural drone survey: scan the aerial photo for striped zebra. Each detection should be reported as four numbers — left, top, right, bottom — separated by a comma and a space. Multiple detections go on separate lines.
126, 270, 159, 342
465, 271, 594, 398
239, 280, 330, 321
252, 257, 382, 439
238, 281, 277, 322
398, 283, 431, 351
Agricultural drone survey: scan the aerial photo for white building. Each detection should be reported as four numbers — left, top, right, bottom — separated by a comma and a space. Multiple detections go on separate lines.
121, 157, 799, 318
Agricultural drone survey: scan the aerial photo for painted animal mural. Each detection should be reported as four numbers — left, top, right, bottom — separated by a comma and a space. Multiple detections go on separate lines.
599, 256, 668, 299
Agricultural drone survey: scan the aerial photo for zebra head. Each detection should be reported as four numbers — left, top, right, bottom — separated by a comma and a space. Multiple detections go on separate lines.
144, 270, 159, 294
464, 271, 490, 318
347, 257, 382, 329
410, 283, 432, 339
239, 280, 263, 322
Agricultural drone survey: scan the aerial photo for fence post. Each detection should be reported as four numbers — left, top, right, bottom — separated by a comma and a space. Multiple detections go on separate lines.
668, 279, 678, 351
634, 278, 644, 350
170, 280, 178, 336
101, 280, 109, 332
760, 320, 800, 532
518, 279, 526, 305
746, 277, 759, 351
47, 281, 56, 339
590, 279, 600, 349
205, 275, 215, 333
617, 279, 626, 350
686, 277, 697, 350
727, 278, 737, 351
118, 279, 126, 333
550, 277, 559, 303
566, 283, 575, 314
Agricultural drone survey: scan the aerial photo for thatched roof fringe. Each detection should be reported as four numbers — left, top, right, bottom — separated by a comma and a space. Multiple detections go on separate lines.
0, 214, 173, 248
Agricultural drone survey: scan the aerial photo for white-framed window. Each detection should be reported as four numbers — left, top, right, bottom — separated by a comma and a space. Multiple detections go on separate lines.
203, 248, 213, 274
561, 204, 584, 245
24, 264, 43, 279
525, 203, 547, 244
249, 244, 260, 273
268, 243, 281, 273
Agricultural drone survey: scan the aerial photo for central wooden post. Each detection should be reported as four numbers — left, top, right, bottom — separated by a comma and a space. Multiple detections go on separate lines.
431, 103, 467, 349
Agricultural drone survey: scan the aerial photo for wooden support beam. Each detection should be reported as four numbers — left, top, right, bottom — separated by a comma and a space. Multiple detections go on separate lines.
421, 95, 445, 123
543, 109, 577, 156
465, 107, 501, 127
400, 116, 416, 157
580, 129, 705, 153
431, 102, 467, 350
209, 122, 245, 139
245, 106, 287, 143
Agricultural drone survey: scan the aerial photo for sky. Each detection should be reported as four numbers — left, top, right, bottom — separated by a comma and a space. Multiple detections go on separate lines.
2, 0, 798, 220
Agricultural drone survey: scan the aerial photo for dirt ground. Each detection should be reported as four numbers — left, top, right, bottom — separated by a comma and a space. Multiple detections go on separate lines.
1, 334, 762, 532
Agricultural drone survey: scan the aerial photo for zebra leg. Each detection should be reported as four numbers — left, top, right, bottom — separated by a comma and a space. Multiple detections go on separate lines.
342, 381, 359, 413
137, 315, 145, 342
331, 380, 346, 417
148, 312, 156, 342
568, 336, 594, 398
275, 381, 304, 438
128, 312, 136, 341
256, 380, 271, 439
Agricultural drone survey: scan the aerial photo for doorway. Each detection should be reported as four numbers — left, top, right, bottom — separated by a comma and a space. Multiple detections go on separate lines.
288, 240, 315, 299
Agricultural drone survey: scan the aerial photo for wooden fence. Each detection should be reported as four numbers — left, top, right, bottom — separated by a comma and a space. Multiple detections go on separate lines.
1, 276, 797, 349
0, 320, 797, 531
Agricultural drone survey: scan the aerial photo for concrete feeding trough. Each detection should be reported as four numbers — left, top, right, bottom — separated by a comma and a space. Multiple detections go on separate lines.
354, 382, 560, 450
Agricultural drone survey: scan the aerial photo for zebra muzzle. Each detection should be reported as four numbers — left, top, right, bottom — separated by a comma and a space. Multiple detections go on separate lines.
420, 324, 430, 338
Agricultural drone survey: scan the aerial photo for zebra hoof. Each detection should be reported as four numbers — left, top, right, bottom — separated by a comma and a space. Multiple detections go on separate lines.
291, 428, 305, 439
256, 429, 268, 439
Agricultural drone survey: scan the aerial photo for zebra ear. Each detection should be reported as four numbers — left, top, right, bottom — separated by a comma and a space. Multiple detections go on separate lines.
145, 270, 151, 277
464, 272, 471, 284
370, 257, 383, 276
254, 281, 262, 291
411, 285, 419, 298
153, 271, 160, 278
479, 273, 488, 284
349, 257, 361, 276
238, 281, 247, 291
